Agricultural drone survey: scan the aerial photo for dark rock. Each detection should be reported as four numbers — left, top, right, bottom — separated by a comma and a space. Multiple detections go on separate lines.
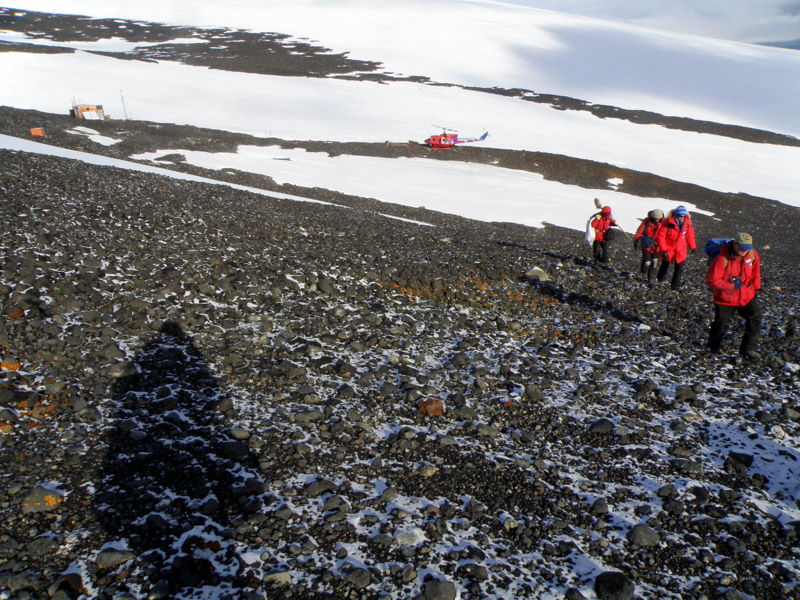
22, 485, 65, 513
294, 409, 324, 422
657, 484, 678, 498
589, 418, 615, 434
217, 440, 251, 460
591, 498, 609, 515
170, 555, 217, 588
627, 524, 659, 547
728, 451, 754, 468
95, 548, 136, 569
424, 579, 457, 600
674, 385, 696, 402
754, 410, 773, 424
0, 570, 40, 592
26, 535, 59, 557
304, 479, 336, 498
594, 571, 635, 600
457, 563, 488, 581
671, 458, 704, 477
343, 568, 371, 589
317, 276, 336, 295
47, 572, 85, 598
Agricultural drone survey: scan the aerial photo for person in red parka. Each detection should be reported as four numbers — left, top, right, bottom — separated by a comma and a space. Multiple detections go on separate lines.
655, 205, 696, 290
706, 232, 762, 356
590, 205, 616, 264
633, 208, 663, 282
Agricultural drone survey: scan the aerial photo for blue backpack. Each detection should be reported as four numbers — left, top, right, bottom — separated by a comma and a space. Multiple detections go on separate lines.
705, 238, 732, 263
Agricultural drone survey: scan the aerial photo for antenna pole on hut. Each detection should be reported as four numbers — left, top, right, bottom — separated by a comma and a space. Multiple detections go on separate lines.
120, 90, 129, 120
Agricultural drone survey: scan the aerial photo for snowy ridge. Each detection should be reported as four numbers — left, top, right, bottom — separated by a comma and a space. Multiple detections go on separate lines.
8, 0, 800, 137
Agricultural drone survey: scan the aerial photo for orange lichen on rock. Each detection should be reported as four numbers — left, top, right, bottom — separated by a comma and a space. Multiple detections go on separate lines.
43, 494, 62, 508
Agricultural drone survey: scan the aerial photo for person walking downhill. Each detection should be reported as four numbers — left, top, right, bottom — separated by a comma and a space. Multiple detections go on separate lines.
655, 205, 696, 290
633, 209, 663, 283
588, 205, 617, 264
706, 233, 762, 358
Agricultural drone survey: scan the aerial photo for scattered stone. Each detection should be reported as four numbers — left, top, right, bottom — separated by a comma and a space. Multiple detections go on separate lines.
22, 485, 65, 513
47, 572, 85, 598
591, 498, 609, 515
627, 524, 659, 547
589, 418, 615, 434
727, 451, 754, 468
524, 267, 550, 282
304, 479, 336, 498
103, 361, 137, 378
95, 548, 136, 570
424, 579, 457, 600
417, 464, 438, 478
594, 571, 635, 600
418, 397, 444, 416
343, 568, 371, 589
263, 571, 292, 586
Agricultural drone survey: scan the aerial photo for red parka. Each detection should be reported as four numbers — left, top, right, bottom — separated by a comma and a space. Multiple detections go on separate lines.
656, 212, 696, 263
706, 242, 761, 306
634, 218, 662, 254
590, 214, 616, 242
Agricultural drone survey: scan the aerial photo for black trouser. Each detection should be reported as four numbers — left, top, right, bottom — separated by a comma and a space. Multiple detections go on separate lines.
657, 259, 684, 290
592, 240, 609, 263
708, 298, 762, 355
640, 250, 659, 281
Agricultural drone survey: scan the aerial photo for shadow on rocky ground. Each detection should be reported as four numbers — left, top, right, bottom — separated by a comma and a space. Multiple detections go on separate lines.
95, 321, 263, 598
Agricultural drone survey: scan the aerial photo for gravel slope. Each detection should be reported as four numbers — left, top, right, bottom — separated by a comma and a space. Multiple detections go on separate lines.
1, 146, 799, 600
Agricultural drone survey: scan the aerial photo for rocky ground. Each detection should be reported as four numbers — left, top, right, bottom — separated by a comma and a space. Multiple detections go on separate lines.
2, 5, 800, 600
1, 135, 800, 600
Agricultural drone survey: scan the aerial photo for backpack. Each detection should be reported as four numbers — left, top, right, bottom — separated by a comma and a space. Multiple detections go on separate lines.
705, 238, 732, 263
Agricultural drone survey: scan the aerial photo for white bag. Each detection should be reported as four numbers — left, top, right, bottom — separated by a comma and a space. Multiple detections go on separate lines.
584, 215, 596, 245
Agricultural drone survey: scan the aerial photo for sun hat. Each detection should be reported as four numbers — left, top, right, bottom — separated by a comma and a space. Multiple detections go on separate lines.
674, 206, 688, 216
735, 232, 754, 250
601, 206, 612, 214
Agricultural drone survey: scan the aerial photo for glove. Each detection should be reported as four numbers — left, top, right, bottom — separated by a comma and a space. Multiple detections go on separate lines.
731, 277, 743, 290
633, 238, 641, 250
691, 248, 696, 254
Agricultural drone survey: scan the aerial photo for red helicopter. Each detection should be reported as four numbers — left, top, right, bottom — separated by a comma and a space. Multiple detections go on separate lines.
424, 126, 489, 149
